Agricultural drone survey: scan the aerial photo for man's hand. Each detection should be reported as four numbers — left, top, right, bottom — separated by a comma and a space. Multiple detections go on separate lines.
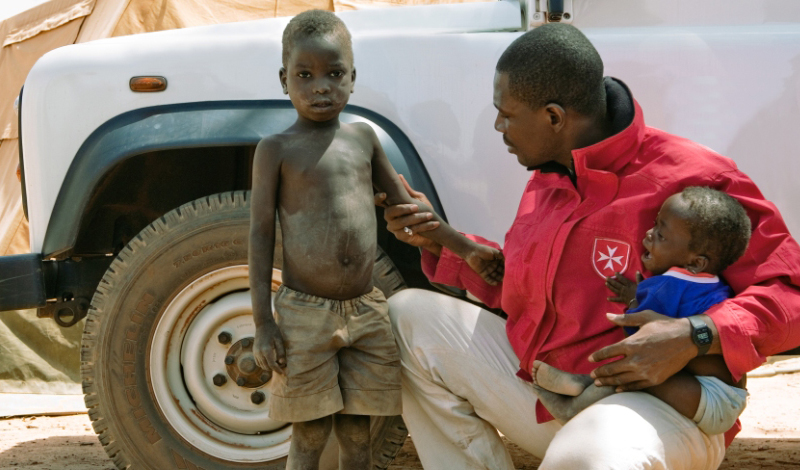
588, 311, 696, 392
465, 245, 504, 286
253, 322, 287, 374
605, 271, 643, 307
375, 174, 441, 253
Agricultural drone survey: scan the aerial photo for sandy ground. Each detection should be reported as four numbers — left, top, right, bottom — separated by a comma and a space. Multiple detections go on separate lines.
1, 365, 799, 469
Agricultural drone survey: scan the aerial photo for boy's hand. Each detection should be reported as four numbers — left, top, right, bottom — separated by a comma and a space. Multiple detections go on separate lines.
465, 245, 505, 286
253, 322, 287, 375
605, 271, 642, 307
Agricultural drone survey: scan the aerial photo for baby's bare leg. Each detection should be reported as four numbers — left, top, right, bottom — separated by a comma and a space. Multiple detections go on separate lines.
532, 382, 616, 424
334, 414, 371, 470
532, 360, 594, 396
287, 416, 333, 470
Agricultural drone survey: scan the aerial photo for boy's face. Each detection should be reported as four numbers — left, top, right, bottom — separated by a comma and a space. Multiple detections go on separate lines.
280, 33, 355, 123
641, 194, 702, 275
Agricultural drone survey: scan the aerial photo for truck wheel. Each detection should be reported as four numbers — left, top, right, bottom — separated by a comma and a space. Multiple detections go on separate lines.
81, 191, 407, 470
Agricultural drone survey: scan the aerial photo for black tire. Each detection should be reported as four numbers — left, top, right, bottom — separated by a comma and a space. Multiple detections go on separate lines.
81, 191, 407, 470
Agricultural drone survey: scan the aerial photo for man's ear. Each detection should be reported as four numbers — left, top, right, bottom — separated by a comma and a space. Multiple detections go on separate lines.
687, 255, 710, 274
279, 67, 288, 94
544, 103, 566, 133
350, 68, 357, 93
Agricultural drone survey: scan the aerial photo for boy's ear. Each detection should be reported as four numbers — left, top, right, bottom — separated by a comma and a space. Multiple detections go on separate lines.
544, 103, 566, 133
279, 67, 288, 94
687, 254, 710, 274
350, 68, 357, 93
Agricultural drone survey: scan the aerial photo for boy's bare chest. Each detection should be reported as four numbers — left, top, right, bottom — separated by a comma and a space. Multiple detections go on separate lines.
281, 136, 373, 187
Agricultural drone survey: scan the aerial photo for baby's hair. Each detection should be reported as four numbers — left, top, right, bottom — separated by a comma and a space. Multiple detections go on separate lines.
282, 10, 353, 66
680, 187, 751, 273
496, 23, 605, 116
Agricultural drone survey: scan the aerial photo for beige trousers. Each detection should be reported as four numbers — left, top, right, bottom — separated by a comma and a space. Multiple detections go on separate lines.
388, 289, 726, 470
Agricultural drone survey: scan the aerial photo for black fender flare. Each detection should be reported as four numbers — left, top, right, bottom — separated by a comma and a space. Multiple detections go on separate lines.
42, 100, 444, 257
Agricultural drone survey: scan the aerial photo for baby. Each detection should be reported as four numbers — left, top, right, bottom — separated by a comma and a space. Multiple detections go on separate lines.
531, 187, 751, 435
249, 10, 502, 470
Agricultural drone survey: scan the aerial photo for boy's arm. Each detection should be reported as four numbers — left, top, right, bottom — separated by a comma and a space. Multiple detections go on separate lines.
365, 124, 504, 285
249, 137, 286, 374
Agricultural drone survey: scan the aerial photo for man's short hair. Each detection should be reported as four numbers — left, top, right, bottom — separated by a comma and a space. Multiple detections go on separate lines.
282, 10, 353, 66
680, 187, 752, 273
496, 23, 605, 116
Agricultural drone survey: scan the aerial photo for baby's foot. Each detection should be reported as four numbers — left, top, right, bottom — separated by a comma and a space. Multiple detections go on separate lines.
531, 361, 593, 396
531, 384, 585, 424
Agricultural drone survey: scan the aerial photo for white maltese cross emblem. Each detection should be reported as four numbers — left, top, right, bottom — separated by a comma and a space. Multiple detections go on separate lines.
592, 238, 631, 279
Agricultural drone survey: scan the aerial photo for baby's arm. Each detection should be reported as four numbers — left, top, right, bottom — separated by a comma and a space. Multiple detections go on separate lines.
249, 137, 286, 374
365, 125, 504, 285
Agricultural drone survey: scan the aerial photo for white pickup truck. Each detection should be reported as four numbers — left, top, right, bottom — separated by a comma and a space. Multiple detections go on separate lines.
2, 1, 800, 468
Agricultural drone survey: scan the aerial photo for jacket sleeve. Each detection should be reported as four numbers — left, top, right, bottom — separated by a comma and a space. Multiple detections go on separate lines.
421, 234, 504, 309
705, 169, 800, 382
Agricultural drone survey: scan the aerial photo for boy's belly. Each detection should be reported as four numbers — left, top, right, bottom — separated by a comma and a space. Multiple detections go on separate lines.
277, 203, 377, 300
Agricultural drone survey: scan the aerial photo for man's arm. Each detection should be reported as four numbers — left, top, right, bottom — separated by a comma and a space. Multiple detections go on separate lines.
249, 137, 286, 374
366, 124, 504, 285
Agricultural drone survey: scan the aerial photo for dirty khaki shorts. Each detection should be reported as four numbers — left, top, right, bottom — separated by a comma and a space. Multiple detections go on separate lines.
268, 285, 402, 422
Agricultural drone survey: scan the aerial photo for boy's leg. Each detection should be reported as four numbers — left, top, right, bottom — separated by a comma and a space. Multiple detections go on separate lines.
287, 416, 333, 470
333, 414, 371, 470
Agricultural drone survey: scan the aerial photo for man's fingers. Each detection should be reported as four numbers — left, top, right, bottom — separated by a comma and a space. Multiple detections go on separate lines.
615, 380, 653, 392
592, 371, 641, 388
636, 271, 644, 283
407, 220, 439, 234
588, 342, 626, 363
398, 174, 429, 203
374, 192, 388, 207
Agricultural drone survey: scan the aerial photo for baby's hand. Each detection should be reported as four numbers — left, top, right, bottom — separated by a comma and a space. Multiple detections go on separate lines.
465, 245, 505, 286
605, 271, 643, 308
254, 322, 287, 374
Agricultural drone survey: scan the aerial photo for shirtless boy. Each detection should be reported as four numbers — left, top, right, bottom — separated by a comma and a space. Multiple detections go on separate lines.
531, 187, 750, 435
249, 10, 503, 470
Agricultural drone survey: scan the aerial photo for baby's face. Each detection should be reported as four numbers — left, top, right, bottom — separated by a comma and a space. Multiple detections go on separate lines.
641, 194, 696, 275
280, 34, 355, 123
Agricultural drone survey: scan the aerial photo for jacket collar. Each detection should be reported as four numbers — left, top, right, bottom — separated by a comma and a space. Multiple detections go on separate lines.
572, 77, 645, 178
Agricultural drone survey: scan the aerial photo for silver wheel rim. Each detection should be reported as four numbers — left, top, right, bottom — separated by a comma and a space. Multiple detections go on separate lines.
150, 265, 291, 462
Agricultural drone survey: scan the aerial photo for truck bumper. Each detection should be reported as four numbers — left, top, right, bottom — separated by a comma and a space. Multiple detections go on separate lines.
0, 254, 50, 311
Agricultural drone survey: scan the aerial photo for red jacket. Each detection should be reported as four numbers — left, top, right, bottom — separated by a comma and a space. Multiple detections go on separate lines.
421, 79, 800, 445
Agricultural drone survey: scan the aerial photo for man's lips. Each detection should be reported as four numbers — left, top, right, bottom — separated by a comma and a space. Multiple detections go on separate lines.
503, 135, 516, 152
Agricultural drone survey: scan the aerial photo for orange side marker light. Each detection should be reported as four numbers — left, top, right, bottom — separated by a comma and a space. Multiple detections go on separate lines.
130, 76, 167, 92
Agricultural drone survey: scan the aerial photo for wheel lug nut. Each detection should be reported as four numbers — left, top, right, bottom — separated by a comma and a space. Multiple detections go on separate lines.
218, 331, 232, 345
251, 390, 266, 404
224, 355, 234, 365
241, 338, 251, 348
260, 371, 272, 383
236, 377, 246, 386
213, 374, 227, 386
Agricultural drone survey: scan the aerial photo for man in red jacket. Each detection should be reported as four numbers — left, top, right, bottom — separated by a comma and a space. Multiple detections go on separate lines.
377, 23, 800, 469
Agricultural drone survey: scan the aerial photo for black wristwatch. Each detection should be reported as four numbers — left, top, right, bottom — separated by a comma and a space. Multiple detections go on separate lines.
688, 316, 713, 356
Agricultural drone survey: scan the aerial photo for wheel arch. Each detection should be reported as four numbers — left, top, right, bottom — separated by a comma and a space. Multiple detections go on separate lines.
43, 100, 445, 262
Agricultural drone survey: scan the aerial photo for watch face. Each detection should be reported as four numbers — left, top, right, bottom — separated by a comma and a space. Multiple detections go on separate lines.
695, 327, 712, 345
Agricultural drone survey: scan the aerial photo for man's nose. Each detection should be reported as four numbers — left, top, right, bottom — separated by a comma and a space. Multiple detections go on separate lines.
494, 114, 505, 133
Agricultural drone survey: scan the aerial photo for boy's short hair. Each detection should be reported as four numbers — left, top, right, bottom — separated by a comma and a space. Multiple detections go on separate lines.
680, 187, 752, 273
282, 10, 353, 66
495, 23, 605, 116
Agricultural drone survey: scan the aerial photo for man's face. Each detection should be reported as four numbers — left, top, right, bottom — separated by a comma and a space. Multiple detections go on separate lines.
493, 72, 558, 169
280, 34, 355, 123
641, 194, 697, 275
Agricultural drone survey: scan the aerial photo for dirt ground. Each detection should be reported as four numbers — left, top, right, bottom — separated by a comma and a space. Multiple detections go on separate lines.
1, 366, 799, 469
